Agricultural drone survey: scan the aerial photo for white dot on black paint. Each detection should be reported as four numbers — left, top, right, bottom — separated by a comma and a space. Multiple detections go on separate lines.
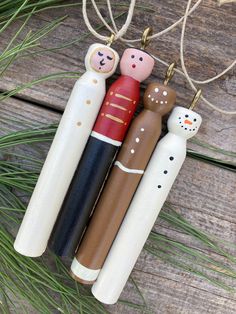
169, 156, 174, 161
158, 185, 162, 189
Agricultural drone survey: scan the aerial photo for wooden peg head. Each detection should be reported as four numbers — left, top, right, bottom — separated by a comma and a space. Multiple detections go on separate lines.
120, 48, 154, 82
143, 83, 176, 115
85, 43, 119, 78
168, 106, 202, 139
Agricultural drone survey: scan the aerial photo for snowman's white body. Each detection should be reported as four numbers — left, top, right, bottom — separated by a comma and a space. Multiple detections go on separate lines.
14, 44, 119, 257
92, 106, 202, 304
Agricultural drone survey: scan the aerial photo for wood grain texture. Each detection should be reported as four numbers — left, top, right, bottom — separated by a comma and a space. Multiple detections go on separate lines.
0, 0, 235, 313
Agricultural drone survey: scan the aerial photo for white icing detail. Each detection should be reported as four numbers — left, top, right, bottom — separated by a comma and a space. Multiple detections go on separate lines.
131, 149, 135, 154
114, 161, 144, 174
141, 128, 144, 132
156, 100, 158, 103
165, 101, 168, 104
148, 94, 151, 98
154, 88, 159, 93
71, 258, 100, 281
151, 98, 154, 101
160, 101, 164, 104
163, 91, 168, 96
91, 131, 122, 146
135, 137, 140, 143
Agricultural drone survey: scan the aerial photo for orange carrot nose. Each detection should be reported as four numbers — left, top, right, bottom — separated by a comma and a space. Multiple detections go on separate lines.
184, 119, 192, 125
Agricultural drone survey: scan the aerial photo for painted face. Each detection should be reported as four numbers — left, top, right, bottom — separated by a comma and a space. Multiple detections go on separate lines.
90, 47, 115, 73
167, 107, 202, 139
120, 48, 154, 82
143, 83, 176, 115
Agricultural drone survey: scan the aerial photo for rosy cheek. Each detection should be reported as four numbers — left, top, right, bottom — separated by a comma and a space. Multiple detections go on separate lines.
126, 60, 136, 69
91, 56, 100, 70
102, 61, 114, 72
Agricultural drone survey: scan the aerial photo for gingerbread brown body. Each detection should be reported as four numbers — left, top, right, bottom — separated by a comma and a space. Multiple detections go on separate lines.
75, 83, 176, 276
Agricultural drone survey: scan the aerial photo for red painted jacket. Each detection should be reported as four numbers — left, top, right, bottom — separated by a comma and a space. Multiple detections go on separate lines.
92, 75, 140, 143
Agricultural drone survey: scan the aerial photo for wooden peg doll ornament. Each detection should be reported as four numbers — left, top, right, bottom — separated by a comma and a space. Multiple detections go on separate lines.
70, 65, 176, 284
91, 91, 202, 304
49, 30, 155, 258
14, 42, 119, 257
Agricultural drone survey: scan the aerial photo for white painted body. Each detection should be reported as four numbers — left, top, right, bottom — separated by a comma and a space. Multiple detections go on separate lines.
14, 44, 119, 257
92, 106, 202, 304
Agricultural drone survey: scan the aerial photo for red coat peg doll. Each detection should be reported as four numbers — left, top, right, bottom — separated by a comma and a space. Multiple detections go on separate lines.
49, 35, 155, 258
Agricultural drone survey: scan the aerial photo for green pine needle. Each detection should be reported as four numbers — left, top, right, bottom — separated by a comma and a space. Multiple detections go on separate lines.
0, 0, 235, 311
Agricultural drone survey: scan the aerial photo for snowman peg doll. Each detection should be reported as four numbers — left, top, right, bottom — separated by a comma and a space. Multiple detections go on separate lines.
91, 90, 203, 305
49, 28, 155, 258
14, 38, 119, 257
70, 63, 176, 284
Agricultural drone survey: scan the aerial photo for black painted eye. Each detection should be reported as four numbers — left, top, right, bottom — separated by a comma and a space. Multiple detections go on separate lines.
98, 51, 103, 56
193, 118, 197, 122
131, 55, 135, 58
178, 117, 181, 119
139, 57, 143, 61
185, 114, 189, 118
107, 56, 113, 60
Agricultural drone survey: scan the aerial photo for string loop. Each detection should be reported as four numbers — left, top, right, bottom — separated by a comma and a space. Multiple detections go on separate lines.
82, 0, 136, 42
83, 0, 236, 115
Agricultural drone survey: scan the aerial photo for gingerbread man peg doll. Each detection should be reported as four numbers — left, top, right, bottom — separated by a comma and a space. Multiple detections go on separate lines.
70, 65, 176, 284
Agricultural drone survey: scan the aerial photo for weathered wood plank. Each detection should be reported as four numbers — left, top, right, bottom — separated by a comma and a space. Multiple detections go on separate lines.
1, 96, 236, 313
0, 0, 235, 312
0, 0, 235, 163
116, 270, 236, 314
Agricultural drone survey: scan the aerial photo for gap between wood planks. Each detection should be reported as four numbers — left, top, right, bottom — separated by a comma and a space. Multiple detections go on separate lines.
131, 269, 236, 303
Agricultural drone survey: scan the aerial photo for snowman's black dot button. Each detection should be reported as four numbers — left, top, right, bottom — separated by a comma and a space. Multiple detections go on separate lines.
157, 185, 162, 188
185, 128, 187, 130
164, 170, 168, 174
181, 126, 183, 128
169, 156, 174, 161
185, 114, 189, 118
179, 117, 181, 119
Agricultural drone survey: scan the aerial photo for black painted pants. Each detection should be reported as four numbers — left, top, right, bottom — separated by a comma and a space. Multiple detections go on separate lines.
48, 136, 118, 257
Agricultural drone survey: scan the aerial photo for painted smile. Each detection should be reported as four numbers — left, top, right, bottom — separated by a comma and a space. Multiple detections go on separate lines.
100, 59, 105, 66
